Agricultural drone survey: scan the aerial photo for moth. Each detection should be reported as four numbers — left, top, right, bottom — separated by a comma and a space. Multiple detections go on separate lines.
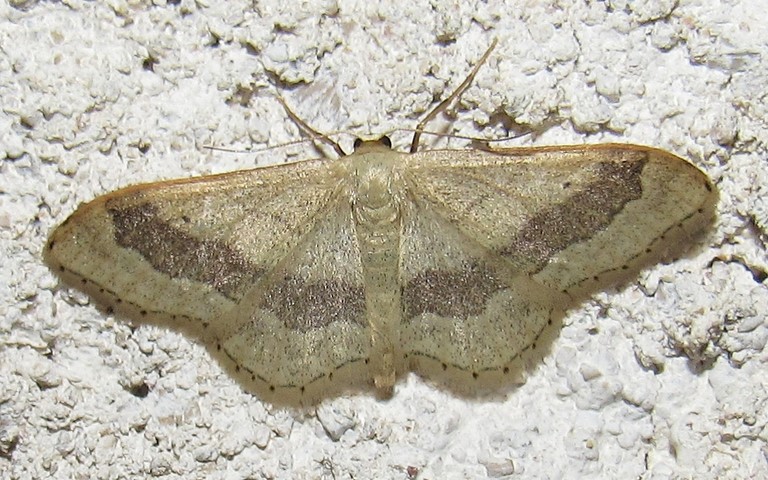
44, 43, 717, 406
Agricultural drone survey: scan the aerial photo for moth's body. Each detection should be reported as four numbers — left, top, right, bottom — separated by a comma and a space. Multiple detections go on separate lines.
346, 140, 407, 394
45, 138, 716, 405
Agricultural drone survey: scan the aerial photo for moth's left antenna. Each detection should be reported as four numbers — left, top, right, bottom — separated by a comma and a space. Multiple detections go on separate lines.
276, 96, 347, 157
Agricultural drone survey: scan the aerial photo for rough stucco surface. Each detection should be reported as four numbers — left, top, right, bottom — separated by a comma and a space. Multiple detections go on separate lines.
1, 0, 766, 478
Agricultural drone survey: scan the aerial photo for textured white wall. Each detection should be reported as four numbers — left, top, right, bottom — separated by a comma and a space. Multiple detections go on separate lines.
1, 0, 766, 478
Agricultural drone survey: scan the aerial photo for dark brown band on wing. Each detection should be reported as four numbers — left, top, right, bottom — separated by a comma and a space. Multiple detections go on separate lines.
403, 261, 507, 319
500, 156, 647, 270
108, 202, 262, 301
262, 276, 366, 331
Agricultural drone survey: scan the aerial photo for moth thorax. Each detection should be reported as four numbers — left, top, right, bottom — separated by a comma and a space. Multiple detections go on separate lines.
353, 162, 401, 226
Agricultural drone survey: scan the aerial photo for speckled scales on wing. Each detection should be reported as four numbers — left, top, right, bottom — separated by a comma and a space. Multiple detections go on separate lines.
404, 144, 717, 297
211, 192, 373, 403
398, 195, 565, 379
45, 158, 341, 332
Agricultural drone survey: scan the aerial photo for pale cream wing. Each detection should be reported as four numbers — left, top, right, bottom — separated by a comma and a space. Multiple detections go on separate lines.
215, 191, 373, 405
403, 144, 717, 297
44, 158, 373, 405
399, 144, 717, 393
45, 159, 339, 330
397, 193, 567, 393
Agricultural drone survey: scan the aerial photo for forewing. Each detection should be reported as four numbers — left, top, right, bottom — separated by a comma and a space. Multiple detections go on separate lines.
399, 144, 716, 393
45, 159, 341, 344
403, 144, 717, 298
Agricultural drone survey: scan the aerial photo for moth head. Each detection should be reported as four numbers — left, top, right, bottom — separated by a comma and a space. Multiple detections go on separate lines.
353, 136, 393, 153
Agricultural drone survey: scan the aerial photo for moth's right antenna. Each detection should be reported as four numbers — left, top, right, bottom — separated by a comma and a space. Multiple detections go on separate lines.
410, 39, 498, 153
